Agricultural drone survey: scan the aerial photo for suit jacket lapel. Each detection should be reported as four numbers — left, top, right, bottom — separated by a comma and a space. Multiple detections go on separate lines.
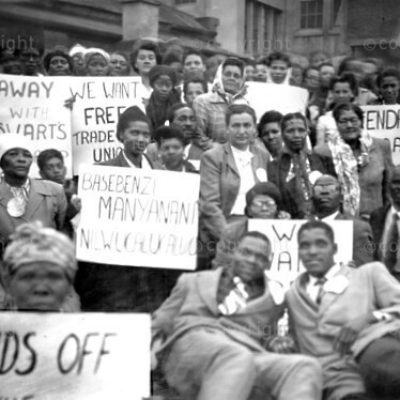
224, 143, 239, 176
293, 273, 319, 313
197, 268, 224, 314
24, 180, 46, 221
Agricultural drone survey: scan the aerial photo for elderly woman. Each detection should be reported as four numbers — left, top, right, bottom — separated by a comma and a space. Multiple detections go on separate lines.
1, 222, 78, 311
43, 49, 74, 76
314, 102, 393, 219
0, 134, 67, 253
212, 182, 290, 268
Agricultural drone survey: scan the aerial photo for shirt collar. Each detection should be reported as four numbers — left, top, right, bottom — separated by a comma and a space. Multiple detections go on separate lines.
6, 178, 30, 192
321, 210, 340, 221
308, 263, 341, 286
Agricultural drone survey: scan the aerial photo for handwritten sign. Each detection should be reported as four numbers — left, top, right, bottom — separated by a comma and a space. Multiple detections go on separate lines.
248, 219, 353, 289
70, 77, 145, 173
76, 165, 200, 270
0, 312, 150, 400
245, 82, 309, 120
362, 105, 400, 165
0, 74, 72, 177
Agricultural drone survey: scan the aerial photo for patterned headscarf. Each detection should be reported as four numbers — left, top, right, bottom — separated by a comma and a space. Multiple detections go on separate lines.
2, 222, 77, 287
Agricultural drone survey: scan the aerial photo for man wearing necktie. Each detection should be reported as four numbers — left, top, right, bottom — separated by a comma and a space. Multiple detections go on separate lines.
286, 220, 400, 400
370, 166, 400, 281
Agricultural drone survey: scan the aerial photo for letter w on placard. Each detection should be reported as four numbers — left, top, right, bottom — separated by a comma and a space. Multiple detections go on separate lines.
272, 224, 296, 241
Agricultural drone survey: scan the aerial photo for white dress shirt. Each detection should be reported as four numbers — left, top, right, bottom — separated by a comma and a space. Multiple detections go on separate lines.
306, 263, 341, 303
230, 146, 255, 215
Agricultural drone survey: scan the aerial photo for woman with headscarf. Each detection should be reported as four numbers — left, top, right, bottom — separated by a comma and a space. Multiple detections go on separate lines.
314, 102, 393, 219
146, 65, 181, 131
212, 182, 290, 268
1, 222, 78, 311
0, 134, 67, 254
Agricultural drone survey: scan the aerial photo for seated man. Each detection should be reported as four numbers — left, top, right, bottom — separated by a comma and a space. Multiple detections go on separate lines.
310, 174, 374, 267
152, 231, 323, 400
287, 220, 400, 400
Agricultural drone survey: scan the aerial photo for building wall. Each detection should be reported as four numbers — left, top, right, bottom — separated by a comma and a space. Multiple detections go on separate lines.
282, 0, 347, 58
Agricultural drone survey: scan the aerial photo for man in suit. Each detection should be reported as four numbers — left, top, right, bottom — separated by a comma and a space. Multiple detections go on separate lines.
199, 104, 269, 242
287, 220, 400, 400
100, 105, 154, 169
311, 174, 374, 267
152, 231, 323, 400
370, 166, 400, 281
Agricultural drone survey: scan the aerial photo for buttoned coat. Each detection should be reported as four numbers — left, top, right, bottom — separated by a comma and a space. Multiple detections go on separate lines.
199, 143, 269, 240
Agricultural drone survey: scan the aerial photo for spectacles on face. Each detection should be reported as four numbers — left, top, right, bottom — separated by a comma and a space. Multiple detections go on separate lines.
252, 199, 277, 208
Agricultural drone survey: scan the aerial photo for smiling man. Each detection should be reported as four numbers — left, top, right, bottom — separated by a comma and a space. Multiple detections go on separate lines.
287, 220, 400, 400
152, 231, 323, 400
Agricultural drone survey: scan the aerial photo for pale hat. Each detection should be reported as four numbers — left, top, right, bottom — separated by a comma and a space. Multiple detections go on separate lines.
69, 43, 87, 57
0, 133, 32, 162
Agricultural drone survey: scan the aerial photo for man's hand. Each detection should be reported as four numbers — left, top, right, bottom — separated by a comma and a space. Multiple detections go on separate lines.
267, 336, 297, 354
334, 313, 375, 356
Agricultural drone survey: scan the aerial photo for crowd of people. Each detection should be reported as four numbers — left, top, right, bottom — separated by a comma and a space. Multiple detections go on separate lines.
1, 38, 400, 399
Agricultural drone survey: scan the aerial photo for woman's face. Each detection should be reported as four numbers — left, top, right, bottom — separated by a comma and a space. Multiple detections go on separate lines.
135, 49, 157, 76
109, 53, 130, 76
87, 54, 109, 77
269, 60, 289, 84
336, 109, 362, 142
48, 56, 71, 76
248, 194, 278, 218
72, 53, 86, 76
153, 75, 173, 100
282, 118, 308, 151
120, 121, 151, 157
1, 148, 32, 180
9, 262, 71, 311
332, 82, 354, 104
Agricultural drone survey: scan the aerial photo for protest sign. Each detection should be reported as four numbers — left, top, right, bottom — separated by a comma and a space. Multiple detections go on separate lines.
248, 219, 353, 289
0, 74, 72, 177
0, 312, 150, 400
245, 82, 309, 120
70, 77, 145, 173
76, 165, 200, 270
361, 105, 400, 165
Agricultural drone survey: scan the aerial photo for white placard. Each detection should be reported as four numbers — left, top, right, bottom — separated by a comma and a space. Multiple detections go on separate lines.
245, 82, 309, 120
70, 77, 145, 173
0, 74, 72, 178
362, 105, 400, 165
76, 165, 200, 270
248, 219, 353, 289
0, 312, 150, 400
